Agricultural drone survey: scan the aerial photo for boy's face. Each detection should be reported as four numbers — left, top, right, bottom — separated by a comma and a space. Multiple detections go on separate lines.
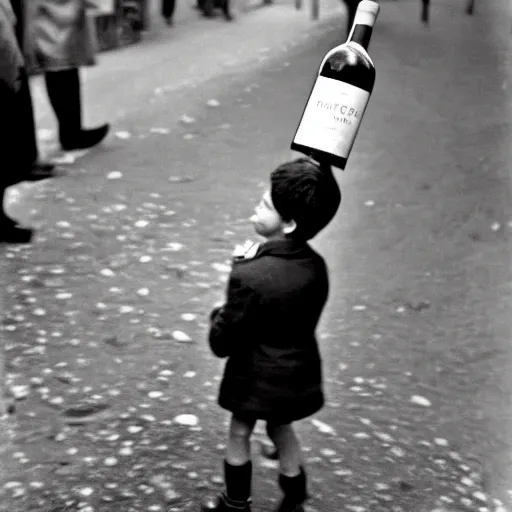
250, 190, 287, 239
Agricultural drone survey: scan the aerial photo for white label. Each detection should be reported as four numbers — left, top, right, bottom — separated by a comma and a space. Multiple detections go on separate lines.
293, 76, 370, 160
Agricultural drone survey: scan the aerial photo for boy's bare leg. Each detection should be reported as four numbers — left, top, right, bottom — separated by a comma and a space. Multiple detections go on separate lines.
201, 415, 254, 510
226, 414, 256, 465
266, 423, 302, 476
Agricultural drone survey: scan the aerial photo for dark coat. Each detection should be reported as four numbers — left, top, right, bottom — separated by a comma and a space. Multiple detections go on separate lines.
0, 0, 23, 92
1, 0, 34, 188
209, 239, 329, 424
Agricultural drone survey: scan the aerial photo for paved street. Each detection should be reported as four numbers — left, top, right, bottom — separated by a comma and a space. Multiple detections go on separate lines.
1, 0, 512, 511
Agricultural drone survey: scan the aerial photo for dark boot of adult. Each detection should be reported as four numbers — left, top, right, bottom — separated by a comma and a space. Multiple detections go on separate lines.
45, 68, 109, 152
16, 68, 56, 178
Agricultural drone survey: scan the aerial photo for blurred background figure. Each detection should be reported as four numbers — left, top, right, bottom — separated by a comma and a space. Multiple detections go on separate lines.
24, 0, 110, 151
161, 0, 175, 25
197, 0, 232, 21
0, 0, 34, 242
343, 0, 360, 34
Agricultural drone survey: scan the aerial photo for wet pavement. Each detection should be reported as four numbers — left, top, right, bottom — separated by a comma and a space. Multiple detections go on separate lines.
1, 0, 512, 511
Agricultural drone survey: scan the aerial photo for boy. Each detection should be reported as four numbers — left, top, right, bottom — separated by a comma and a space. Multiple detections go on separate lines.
201, 158, 341, 512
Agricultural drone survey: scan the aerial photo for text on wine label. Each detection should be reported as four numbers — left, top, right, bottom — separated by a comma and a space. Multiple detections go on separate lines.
316, 101, 360, 120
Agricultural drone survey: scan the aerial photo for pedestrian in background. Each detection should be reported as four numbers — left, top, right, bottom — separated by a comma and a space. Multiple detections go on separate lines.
197, 0, 232, 21
24, 0, 109, 151
9, 0, 55, 179
201, 158, 341, 512
161, 0, 175, 25
0, 0, 34, 243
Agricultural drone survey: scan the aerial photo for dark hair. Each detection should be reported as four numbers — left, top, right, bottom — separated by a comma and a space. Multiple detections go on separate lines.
270, 158, 341, 241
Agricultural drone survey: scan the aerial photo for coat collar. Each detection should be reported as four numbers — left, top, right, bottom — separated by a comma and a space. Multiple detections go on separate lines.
254, 238, 310, 259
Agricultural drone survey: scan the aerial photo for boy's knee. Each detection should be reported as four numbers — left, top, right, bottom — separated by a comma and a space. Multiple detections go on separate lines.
229, 416, 255, 439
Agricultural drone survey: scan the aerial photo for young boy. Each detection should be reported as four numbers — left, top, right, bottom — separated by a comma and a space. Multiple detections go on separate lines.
201, 158, 341, 512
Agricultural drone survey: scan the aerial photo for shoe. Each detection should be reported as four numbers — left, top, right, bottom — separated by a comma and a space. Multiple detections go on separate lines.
27, 161, 56, 181
201, 461, 252, 512
275, 467, 308, 512
164, 16, 173, 25
0, 222, 33, 244
45, 70, 109, 152
201, 493, 251, 512
32, 160, 54, 172
61, 124, 110, 151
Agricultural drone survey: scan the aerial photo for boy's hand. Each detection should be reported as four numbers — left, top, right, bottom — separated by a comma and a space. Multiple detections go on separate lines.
209, 301, 224, 322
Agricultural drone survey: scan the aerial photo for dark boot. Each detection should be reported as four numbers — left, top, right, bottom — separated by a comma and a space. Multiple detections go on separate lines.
201, 460, 252, 512
275, 467, 308, 512
201, 493, 251, 512
16, 69, 39, 169
45, 69, 109, 151
201, 0, 214, 17
28, 161, 56, 181
219, 0, 233, 21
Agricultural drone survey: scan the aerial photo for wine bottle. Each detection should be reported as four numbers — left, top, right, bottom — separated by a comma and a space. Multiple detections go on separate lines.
291, 0, 380, 170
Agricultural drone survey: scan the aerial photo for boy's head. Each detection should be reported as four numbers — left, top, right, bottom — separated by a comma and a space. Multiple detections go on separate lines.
251, 158, 341, 241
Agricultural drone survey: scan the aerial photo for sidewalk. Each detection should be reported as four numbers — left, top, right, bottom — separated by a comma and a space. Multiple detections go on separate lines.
2, 1, 511, 510
2, 0, 346, 501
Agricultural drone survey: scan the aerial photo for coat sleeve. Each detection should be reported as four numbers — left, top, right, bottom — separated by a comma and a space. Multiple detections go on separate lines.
208, 274, 259, 358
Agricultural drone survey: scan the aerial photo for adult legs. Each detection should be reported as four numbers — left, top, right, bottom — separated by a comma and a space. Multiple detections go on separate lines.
161, 0, 176, 24
0, 84, 33, 243
10, 0, 55, 175
44, 68, 109, 151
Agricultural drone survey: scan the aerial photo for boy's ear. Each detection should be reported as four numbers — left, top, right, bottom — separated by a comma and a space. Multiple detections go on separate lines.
282, 219, 297, 235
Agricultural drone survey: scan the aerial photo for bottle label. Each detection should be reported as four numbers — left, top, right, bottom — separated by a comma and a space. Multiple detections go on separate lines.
293, 76, 370, 160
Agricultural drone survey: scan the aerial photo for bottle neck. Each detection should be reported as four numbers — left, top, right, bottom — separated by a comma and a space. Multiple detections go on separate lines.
348, 24, 373, 51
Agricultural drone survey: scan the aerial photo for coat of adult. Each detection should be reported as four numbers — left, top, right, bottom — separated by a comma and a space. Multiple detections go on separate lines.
23, 0, 109, 151
0, 0, 34, 242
